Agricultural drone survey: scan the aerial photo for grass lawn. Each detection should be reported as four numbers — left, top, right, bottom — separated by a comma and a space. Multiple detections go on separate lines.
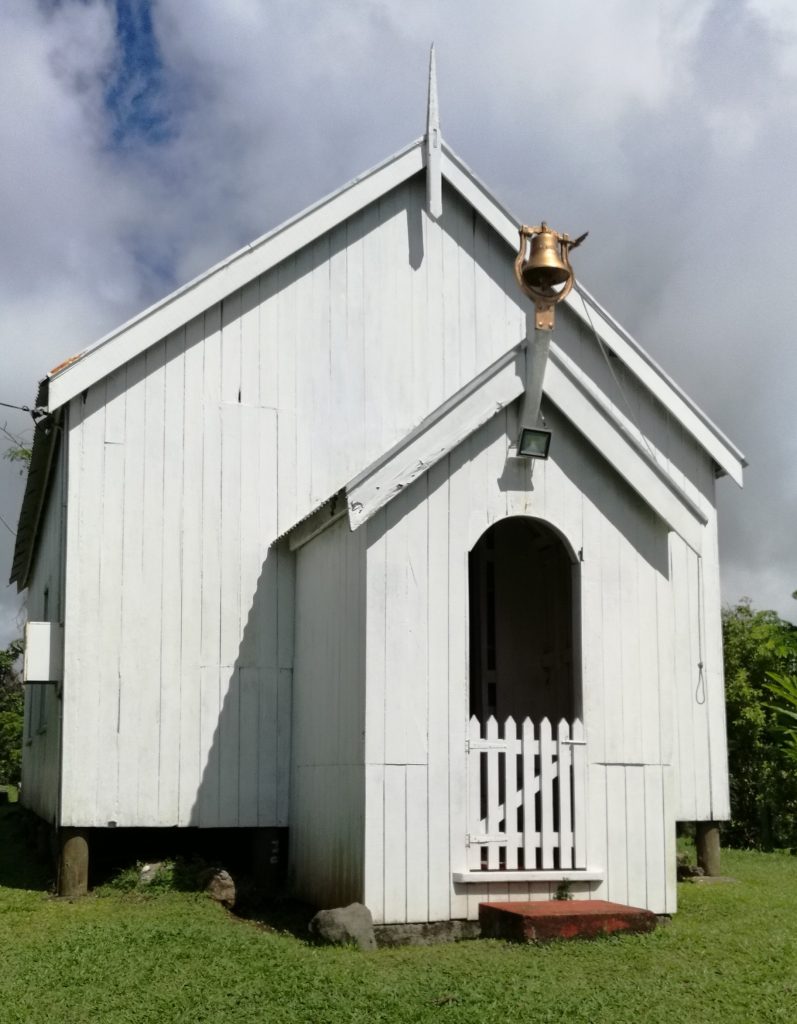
2, 807, 796, 1024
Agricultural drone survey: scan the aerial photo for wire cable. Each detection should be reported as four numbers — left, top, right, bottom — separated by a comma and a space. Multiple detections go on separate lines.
577, 289, 662, 467
0, 400, 34, 413
576, 288, 709, 705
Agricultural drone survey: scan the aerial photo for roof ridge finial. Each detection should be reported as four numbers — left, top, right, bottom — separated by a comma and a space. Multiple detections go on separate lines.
425, 43, 443, 219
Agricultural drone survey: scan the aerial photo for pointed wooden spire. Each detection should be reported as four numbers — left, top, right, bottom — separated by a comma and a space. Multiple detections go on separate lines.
425, 43, 443, 219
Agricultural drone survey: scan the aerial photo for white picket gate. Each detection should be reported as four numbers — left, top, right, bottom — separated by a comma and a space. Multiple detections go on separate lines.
466, 715, 587, 871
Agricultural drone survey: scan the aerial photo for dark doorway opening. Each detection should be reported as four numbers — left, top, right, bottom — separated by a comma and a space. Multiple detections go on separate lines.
468, 517, 578, 724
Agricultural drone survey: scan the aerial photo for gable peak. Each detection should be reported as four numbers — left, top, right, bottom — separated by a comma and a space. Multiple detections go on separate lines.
425, 43, 442, 219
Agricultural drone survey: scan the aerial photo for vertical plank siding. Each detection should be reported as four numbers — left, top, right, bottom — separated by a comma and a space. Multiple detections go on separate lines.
53, 170, 726, 922
362, 398, 709, 920
20, 430, 67, 823
59, 177, 528, 828
291, 517, 366, 908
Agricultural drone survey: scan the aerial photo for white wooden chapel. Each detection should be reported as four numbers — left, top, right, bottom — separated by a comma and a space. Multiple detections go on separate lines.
13, 51, 744, 920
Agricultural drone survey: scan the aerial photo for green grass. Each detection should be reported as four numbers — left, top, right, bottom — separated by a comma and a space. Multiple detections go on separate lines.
2, 806, 796, 1024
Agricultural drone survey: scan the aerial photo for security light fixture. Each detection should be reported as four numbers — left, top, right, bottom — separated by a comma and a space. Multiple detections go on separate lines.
517, 426, 552, 460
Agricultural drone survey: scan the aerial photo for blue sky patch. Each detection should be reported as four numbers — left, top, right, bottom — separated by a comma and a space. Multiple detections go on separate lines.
104, 0, 173, 147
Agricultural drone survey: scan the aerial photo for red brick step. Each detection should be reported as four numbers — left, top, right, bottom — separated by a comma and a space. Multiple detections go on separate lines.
479, 899, 657, 942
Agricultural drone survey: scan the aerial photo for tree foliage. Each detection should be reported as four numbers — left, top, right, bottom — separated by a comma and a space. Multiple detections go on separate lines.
3, 446, 32, 468
723, 600, 797, 849
763, 671, 797, 765
0, 640, 24, 788
2, 421, 33, 475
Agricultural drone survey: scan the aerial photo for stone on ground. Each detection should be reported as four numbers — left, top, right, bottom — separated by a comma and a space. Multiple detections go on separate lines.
309, 903, 377, 951
204, 868, 236, 907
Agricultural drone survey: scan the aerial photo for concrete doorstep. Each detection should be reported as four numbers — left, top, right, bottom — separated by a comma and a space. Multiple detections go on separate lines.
479, 899, 657, 943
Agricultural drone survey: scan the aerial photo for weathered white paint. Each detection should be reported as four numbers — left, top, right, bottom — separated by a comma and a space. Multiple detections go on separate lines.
39, 134, 744, 502
292, 324, 711, 558
464, 715, 588, 872
453, 869, 604, 883
290, 516, 367, 908
544, 353, 706, 552
46, 143, 426, 411
347, 345, 524, 530
354, 401, 695, 920
425, 45, 442, 219
24, 148, 731, 931
439, 143, 745, 485
20, 428, 67, 824
58, 178, 535, 829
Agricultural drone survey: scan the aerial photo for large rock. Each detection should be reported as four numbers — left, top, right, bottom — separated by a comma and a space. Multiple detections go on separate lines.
204, 868, 236, 908
139, 861, 165, 885
309, 903, 376, 951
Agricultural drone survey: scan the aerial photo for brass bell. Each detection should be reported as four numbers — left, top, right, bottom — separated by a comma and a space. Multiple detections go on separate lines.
520, 225, 571, 292
514, 222, 587, 330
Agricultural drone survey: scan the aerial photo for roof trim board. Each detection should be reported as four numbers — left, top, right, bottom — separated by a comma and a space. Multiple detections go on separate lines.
544, 351, 707, 553
283, 344, 526, 550
549, 343, 714, 518
15, 131, 745, 586
40, 134, 744, 489
346, 344, 525, 532
45, 139, 426, 411
10, 413, 62, 589
567, 289, 746, 484
438, 144, 745, 485
285, 340, 707, 555
287, 492, 347, 553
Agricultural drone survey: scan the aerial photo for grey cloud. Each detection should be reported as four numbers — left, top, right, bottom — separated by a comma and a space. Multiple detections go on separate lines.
1, 0, 795, 645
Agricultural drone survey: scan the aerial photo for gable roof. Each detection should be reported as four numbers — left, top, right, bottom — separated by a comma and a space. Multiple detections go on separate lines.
285, 336, 709, 555
38, 136, 745, 481
12, 132, 745, 589
284, 343, 527, 551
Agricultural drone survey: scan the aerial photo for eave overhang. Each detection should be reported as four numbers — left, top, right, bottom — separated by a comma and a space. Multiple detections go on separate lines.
15, 132, 745, 585
283, 339, 709, 556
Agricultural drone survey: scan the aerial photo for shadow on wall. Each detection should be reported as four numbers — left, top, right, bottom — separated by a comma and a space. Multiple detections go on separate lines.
189, 541, 294, 834
187, 175, 514, 841
187, 170, 672, 875
536, 401, 671, 577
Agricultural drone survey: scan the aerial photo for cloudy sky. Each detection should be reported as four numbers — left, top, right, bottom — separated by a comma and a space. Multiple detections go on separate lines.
1, 0, 795, 644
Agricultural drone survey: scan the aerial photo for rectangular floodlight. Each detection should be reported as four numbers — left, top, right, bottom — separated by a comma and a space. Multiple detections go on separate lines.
517, 427, 552, 460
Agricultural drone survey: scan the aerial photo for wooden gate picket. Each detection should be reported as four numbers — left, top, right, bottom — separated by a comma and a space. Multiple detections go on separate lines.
466, 715, 587, 872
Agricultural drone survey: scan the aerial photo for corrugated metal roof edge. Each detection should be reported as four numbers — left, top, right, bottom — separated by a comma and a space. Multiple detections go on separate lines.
10, 411, 61, 591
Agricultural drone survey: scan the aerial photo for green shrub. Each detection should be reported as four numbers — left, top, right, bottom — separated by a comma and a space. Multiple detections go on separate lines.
96, 857, 207, 897
0, 640, 23, 788
723, 600, 797, 849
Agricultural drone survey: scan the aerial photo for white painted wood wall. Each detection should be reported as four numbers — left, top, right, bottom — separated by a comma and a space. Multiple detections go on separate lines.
359, 404, 689, 921
21, 437, 65, 823
291, 517, 367, 908
52, 167, 727, 900
57, 177, 530, 828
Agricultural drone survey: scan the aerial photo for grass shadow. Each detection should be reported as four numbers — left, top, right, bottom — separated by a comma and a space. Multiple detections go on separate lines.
232, 895, 318, 942
0, 805, 54, 892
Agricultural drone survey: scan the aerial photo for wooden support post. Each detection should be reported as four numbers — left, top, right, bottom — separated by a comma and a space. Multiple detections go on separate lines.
519, 317, 552, 430
695, 821, 721, 877
58, 828, 89, 897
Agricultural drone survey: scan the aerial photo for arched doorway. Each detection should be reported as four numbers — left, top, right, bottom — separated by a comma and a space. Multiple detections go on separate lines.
468, 517, 579, 725
465, 517, 586, 873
